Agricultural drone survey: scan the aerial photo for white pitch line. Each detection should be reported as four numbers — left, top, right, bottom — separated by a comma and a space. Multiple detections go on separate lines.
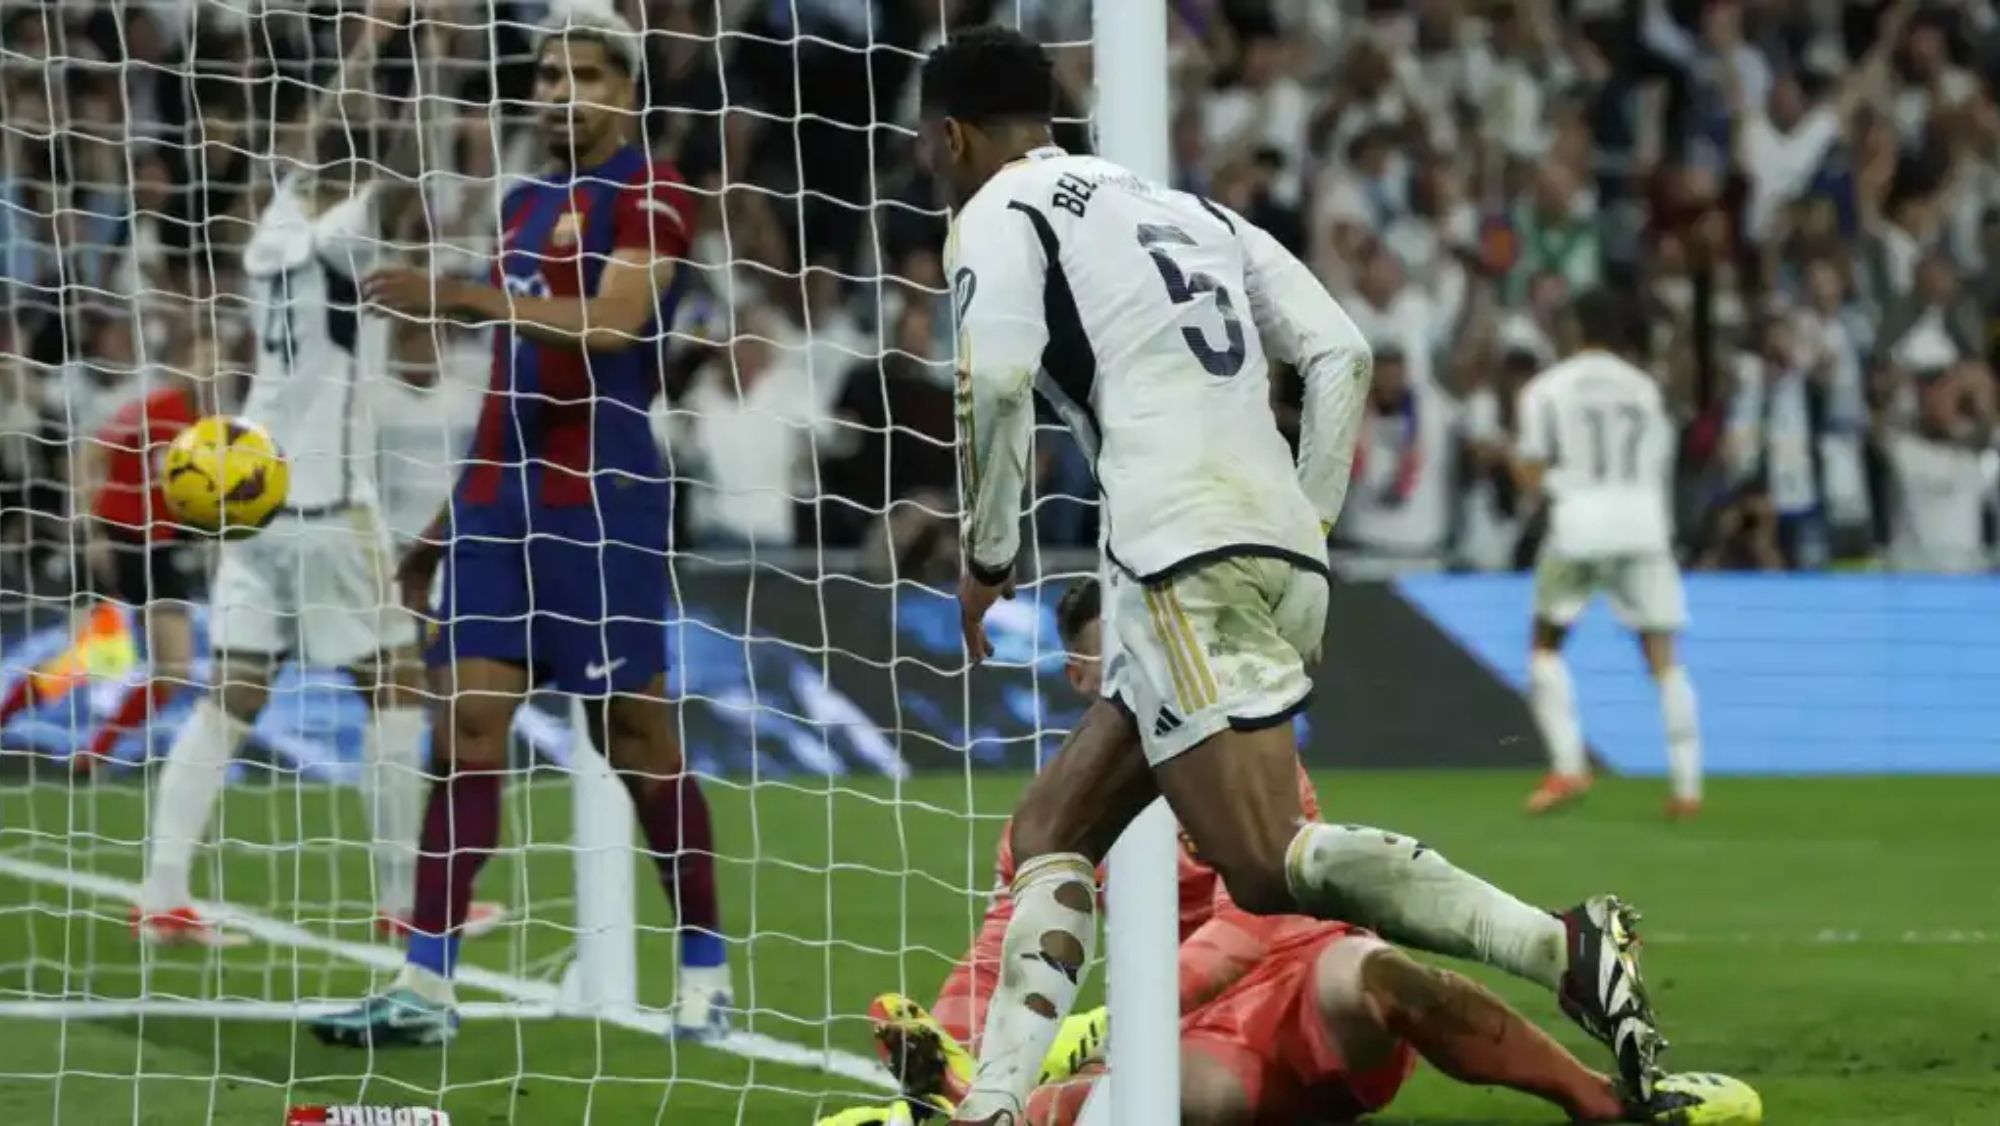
0, 1000, 554, 1021
1645, 929, 1998, 946
0, 854, 895, 1091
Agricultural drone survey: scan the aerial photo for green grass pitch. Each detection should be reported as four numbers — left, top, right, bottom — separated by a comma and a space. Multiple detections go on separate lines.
0, 770, 1995, 1124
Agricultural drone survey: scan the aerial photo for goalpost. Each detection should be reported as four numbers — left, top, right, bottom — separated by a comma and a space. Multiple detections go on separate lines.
1091, 3, 1182, 1124
0, 0, 1178, 1120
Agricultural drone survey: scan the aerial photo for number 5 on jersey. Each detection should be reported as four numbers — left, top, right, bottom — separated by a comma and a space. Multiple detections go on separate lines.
1135, 223, 1246, 378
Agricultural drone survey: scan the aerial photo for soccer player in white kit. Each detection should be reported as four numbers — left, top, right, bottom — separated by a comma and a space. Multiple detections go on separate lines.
925, 29, 1670, 1125
135, 9, 501, 945
1514, 290, 1705, 820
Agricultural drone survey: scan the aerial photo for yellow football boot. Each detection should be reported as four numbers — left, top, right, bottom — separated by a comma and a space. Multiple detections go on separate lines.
1638, 1072, 1764, 1125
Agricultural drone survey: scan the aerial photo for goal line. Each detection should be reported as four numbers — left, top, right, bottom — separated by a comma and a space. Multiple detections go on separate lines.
0, 853, 893, 1090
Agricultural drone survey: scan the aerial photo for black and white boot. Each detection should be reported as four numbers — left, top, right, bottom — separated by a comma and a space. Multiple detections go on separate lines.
1557, 895, 1667, 1101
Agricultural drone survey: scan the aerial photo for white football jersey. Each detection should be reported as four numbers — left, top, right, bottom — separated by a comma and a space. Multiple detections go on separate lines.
1516, 350, 1676, 559
240, 178, 388, 512
949, 147, 1370, 583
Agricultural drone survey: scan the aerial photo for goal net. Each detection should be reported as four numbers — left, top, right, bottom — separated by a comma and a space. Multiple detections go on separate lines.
0, 1, 1114, 1121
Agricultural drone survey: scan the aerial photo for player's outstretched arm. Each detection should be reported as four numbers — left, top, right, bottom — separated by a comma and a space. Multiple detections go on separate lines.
1232, 214, 1373, 534
365, 168, 695, 352
363, 250, 676, 353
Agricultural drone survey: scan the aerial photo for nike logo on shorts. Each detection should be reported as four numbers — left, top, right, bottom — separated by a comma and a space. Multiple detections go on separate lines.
584, 658, 628, 680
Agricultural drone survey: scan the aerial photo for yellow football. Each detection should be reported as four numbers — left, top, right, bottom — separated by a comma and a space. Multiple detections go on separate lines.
161, 415, 289, 539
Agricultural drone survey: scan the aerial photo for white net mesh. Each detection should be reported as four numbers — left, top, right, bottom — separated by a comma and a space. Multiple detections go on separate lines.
0, 1, 1098, 1120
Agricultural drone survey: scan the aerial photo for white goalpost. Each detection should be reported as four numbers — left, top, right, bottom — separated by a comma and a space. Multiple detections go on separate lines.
1091, 2, 1183, 1124
0, 0, 1179, 1120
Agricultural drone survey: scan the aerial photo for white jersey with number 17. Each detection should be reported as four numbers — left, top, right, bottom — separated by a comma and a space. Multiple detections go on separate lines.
1516, 350, 1676, 559
947, 147, 1369, 584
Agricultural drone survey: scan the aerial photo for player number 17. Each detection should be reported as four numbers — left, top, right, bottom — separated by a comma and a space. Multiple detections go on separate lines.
1582, 404, 1647, 483
1135, 223, 1247, 378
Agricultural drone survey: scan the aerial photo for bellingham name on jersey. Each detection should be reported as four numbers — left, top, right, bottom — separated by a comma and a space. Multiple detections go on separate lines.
947, 147, 1374, 585
457, 144, 694, 526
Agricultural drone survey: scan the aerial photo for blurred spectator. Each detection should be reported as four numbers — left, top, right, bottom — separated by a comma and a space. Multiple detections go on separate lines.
1504, 162, 1602, 303
0, 0, 1994, 579
1726, 314, 1828, 568
821, 288, 959, 582
1332, 343, 1459, 567
677, 306, 843, 551
1201, 13, 1313, 208
1339, 239, 1456, 392
1454, 343, 1535, 570
1878, 367, 1998, 572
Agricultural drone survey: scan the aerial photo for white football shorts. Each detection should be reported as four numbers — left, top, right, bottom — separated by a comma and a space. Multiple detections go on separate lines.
1100, 554, 1326, 766
1532, 550, 1688, 633
208, 507, 418, 666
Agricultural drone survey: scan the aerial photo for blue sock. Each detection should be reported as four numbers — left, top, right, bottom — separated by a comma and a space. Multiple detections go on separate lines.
679, 927, 726, 970
407, 931, 460, 979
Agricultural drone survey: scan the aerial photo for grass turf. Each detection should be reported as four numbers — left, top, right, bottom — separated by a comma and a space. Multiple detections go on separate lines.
0, 770, 1995, 1124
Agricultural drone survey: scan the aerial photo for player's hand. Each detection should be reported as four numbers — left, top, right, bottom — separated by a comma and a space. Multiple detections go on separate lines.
395, 536, 444, 616
957, 569, 1015, 665
363, 267, 457, 321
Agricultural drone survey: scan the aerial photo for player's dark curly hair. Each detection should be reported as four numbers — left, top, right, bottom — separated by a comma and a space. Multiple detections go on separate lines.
1055, 578, 1101, 649
1572, 289, 1636, 352
920, 24, 1056, 125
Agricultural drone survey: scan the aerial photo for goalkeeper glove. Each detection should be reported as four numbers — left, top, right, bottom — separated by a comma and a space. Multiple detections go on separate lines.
868, 993, 972, 1106
1037, 1005, 1108, 1086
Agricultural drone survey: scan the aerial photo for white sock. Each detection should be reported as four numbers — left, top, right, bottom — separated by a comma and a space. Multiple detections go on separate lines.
393, 961, 457, 1007
1658, 666, 1702, 802
360, 706, 428, 918
958, 853, 1097, 1120
1528, 650, 1587, 778
1285, 822, 1567, 990
140, 698, 251, 913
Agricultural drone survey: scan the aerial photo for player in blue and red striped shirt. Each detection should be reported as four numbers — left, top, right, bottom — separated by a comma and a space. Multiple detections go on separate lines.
312, 9, 729, 1047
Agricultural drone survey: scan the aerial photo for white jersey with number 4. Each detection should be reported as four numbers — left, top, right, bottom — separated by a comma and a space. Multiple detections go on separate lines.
1517, 350, 1676, 560
240, 178, 388, 513
947, 147, 1369, 583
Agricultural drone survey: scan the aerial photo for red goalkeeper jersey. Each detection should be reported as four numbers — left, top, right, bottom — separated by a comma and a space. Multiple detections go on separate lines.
91, 387, 199, 541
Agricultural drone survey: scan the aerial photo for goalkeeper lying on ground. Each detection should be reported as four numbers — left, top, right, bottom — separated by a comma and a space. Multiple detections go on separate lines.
820, 580, 1760, 1126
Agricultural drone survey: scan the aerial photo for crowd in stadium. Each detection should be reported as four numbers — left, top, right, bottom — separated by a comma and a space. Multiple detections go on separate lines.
0, 0, 1998, 597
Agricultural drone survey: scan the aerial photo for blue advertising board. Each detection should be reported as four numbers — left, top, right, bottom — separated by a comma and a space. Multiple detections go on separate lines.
0, 572, 1090, 782
1397, 573, 2000, 775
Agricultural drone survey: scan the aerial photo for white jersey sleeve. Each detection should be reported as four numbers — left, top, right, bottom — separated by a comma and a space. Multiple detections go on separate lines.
948, 148, 1327, 583
947, 199, 1050, 581
1516, 351, 1676, 559
1232, 210, 1373, 532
